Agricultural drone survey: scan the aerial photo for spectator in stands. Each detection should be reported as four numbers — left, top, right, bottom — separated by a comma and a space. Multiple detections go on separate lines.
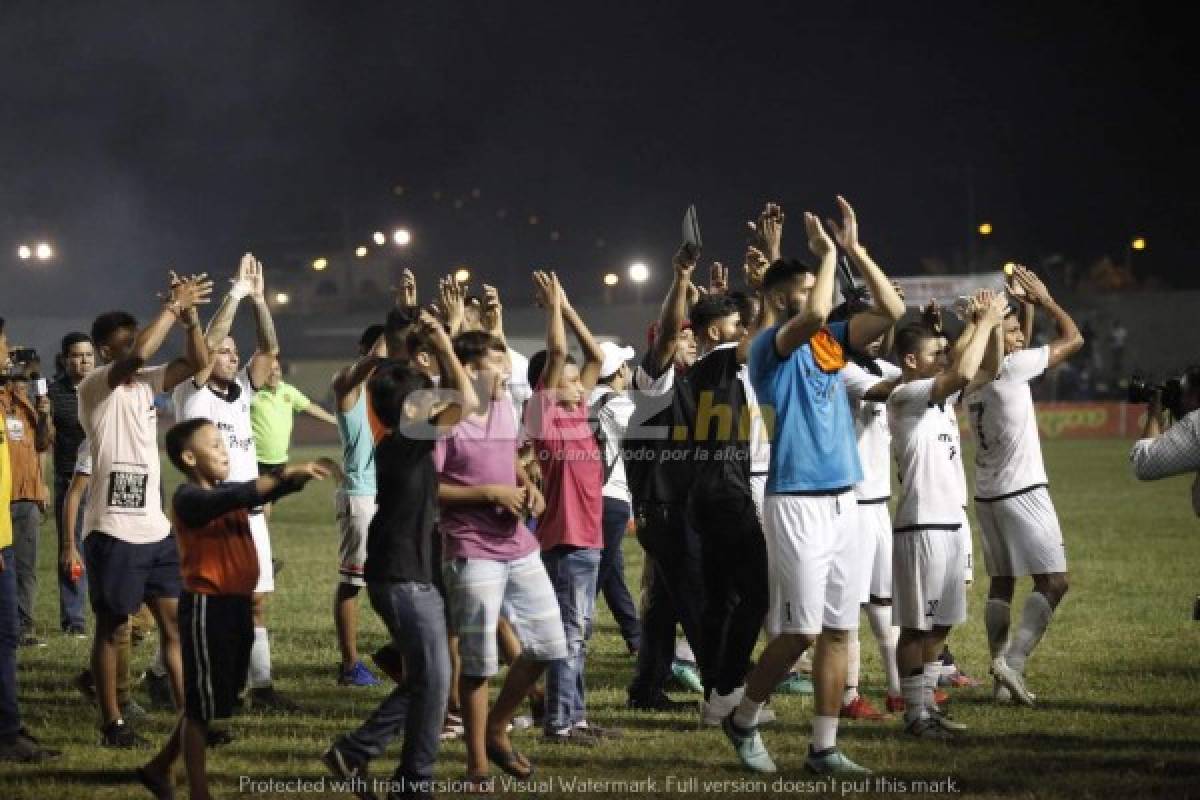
48, 332, 94, 635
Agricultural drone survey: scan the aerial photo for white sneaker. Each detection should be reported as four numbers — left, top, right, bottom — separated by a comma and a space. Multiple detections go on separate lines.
990, 658, 1035, 707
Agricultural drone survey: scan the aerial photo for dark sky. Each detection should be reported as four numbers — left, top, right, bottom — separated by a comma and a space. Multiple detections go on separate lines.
3, 1, 1197, 315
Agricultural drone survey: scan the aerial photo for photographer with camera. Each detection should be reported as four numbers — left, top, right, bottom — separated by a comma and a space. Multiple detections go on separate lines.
1129, 368, 1200, 514
0, 333, 53, 648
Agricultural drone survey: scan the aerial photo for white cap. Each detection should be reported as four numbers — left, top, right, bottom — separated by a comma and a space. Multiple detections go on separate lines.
599, 341, 636, 379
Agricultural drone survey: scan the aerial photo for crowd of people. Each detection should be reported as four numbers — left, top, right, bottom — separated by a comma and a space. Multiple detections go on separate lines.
0, 197, 1095, 798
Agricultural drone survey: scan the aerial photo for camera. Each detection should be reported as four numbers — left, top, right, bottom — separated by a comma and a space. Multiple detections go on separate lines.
9, 347, 39, 368
1128, 369, 1198, 421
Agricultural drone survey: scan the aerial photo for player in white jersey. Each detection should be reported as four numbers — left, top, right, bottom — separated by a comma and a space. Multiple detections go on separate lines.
839, 347, 902, 719
171, 254, 297, 710
963, 266, 1083, 706
888, 290, 1007, 739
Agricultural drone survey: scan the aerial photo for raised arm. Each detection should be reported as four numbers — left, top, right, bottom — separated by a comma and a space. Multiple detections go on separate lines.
932, 290, 1006, 403
533, 271, 567, 390
1013, 266, 1083, 369
439, 276, 466, 337
480, 284, 508, 346
109, 273, 210, 389
159, 274, 215, 392
965, 319, 1006, 397
828, 197, 906, 352
332, 333, 388, 412
418, 310, 479, 429
775, 213, 837, 358
649, 248, 696, 374
246, 257, 280, 389
559, 276, 605, 391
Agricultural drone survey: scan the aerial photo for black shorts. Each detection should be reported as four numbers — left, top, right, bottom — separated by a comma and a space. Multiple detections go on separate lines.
180, 591, 254, 722
83, 532, 182, 617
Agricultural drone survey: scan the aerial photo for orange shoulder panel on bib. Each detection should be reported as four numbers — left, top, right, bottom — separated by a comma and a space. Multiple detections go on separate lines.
810, 328, 847, 373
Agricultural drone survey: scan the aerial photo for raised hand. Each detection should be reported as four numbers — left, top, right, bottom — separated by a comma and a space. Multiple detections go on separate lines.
673, 245, 697, 280
743, 245, 770, 290
922, 299, 945, 333
249, 256, 265, 300
983, 288, 1010, 322
708, 262, 729, 296
230, 253, 256, 298
480, 284, 503, 335
1013, 265, 1050, 306
825, 195, 860, 253
747, 202, 785, 263
439, 276, 466, 334
167, 272, 214, 311
804, 212, 835, 260
532, 270, 557, 308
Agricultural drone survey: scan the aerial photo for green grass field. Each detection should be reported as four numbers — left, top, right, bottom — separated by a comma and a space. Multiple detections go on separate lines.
3, 439, 1199, 799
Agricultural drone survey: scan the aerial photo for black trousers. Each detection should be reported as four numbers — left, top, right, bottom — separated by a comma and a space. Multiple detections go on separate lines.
689, 491, 769, 697
627, 502, 704, 702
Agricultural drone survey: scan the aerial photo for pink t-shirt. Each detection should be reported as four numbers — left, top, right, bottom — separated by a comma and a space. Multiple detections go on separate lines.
526, 382, 603, 551
433, 399, 539, 562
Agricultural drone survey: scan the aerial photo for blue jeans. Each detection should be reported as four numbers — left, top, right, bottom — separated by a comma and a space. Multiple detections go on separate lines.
339, 581, 450, 782
595, 497, 640, 651
54, 475, 87, 631
541, 545, 601, 733
0, 546, 20, 737
11, 501, 42, 635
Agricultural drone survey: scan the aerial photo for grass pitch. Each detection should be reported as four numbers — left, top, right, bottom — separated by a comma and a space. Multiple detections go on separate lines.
3, 439, 1199, 799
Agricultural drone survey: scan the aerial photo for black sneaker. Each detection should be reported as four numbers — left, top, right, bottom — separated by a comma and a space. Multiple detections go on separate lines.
0, 728, 60, 762
626, 692, 693, 713
249, 686, 301, 712
100, 719, 148, 749
321, 740, 377, 800
142, 670, 174, 710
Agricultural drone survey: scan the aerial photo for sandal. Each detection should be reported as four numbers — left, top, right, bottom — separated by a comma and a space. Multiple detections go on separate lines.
486, 743, 534, 779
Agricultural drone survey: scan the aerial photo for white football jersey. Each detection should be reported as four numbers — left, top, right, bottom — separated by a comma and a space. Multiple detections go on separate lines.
172, 368, 260, 483
963, 346, 1049, 498
843, 359, 901, 501
888, 378, 967, 530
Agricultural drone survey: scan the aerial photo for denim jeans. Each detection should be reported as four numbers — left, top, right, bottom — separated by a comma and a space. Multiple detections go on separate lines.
11, 501, 42, 635
541, 545, 601, 733
595, 497, 640, 651
338, 581, 450, 782
54, 475, 87, 631
0, 546, 20, 737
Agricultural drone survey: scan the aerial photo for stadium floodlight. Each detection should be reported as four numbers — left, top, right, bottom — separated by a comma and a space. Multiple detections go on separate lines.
372, 231, 386, 246
274, 292, 290, 305
978, 222, 994, 236
35, 243, 54, 260
392, 228, 412, 247
603, 273, 619, 287
454, 267, 471, 284
628, 262, 649, 283
355, 246, 369, 258
1131, 237, 1147, 251
312, 257, 328, 271
17, 245, 32, 260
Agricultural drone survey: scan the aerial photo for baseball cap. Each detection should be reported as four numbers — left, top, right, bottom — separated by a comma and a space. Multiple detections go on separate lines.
599, 341, 636, 379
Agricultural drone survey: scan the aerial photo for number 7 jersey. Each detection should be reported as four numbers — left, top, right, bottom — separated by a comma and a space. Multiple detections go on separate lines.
963, 346, 1050, 499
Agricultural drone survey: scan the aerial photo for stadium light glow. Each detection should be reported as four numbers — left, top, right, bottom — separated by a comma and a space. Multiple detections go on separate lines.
392, 228, 412, 246
629, 262, 649, 283
603, 273, 619, 287
312, 257, 328, 271
978, 222, 993, 236
35, 243, 53, 260
373, 231, 386, 246
17, 245, 31, 260
274, 292, 290, 305
454, 267, 471, 284
1131, 237, 1147, 251
355, 246, 369, 258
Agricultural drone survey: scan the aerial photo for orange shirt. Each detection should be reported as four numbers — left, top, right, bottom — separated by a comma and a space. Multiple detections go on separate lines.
0, 383, 48, 504
171, 482, 261, 595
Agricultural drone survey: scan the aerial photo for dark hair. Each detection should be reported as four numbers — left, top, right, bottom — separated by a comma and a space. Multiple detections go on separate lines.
762, 258, 816, 292
359, 324, 385, 352
91, 311, 138, 348
452, 331, 506, 367
368, 361, 434, 429
688, 295, 741, 334
61, 332, 92, 354
894, 324, 939, 359
404, 329, 428, 359
165, 417, 214, 474
828, 295, 872, 323
526, 349, 577, 388
385, 308, 416, 334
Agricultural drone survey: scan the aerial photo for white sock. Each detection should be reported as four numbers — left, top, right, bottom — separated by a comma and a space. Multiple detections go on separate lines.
248, 626, 272, 688
811, 715, 838, 752
901, 674, 927, 725
150, 640, 167, 678
1008, 593, 1054, 674
842, 635, 861, 705
674, 637, 695, 664
732, 695, 763, 730
984, 598, 1012, 660
922, 661, 942, 711
865, 603, 901, 696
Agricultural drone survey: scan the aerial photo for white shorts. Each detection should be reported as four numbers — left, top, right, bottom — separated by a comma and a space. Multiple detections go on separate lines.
892, 527, 967, 631
441, 551, 568, 677
249, 513, 274, 594
959, 508, 975, 585
336, 491, 376, 587
975, 487, 1067, 578
857, 501, 892, 602
750, 475, 767, 526
763, 491, 861, 637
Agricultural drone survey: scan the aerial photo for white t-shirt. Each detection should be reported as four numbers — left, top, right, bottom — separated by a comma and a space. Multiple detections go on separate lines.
888, 378, 968, 529
78, 364, 170, 544
74, 437, 93, 476
589, 385, 636, 504
963, 346, 1049, 498
842, 359, 902, 501
172, 368, 260, 483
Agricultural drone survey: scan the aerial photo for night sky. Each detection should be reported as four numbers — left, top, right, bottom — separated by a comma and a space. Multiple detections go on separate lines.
3, 1, 1197, 314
